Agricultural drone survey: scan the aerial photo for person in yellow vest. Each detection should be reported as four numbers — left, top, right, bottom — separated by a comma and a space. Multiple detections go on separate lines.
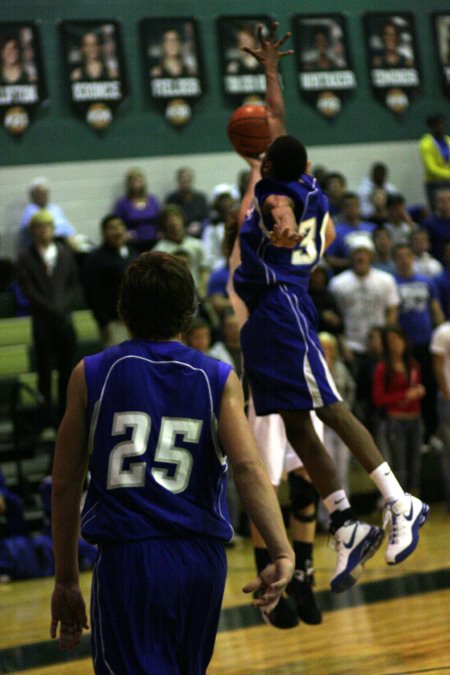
419, 114, 450, 209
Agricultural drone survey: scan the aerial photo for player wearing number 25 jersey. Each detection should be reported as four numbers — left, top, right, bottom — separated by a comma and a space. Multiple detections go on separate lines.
50, 251, 294, 674
234, 172, 342, 416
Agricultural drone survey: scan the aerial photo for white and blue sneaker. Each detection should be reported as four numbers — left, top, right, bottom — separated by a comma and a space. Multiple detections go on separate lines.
383, 494, 430, 565
330, 520, 385, 594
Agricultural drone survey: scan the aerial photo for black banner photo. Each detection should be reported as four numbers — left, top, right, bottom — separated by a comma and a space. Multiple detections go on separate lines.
141, 18, 203, 127
61, 20, 127, 132
293, 14, 356, 119
432, 13, 450, 99
217, 16, 272, 105
0, 22, 47, 136
364, 13, 421, 117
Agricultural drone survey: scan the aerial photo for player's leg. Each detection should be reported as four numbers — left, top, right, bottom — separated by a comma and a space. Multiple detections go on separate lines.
316, 401, 429, 565
280, 408, 384, 593
247, 404, 299, 629
285, 467, 322, 624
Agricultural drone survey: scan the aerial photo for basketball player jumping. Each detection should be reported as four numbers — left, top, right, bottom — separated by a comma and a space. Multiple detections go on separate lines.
232, 22, 429, 594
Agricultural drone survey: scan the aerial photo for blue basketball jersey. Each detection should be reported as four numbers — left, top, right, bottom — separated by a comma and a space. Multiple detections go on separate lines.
81, 339, 234, 544
234, 174, 330, 309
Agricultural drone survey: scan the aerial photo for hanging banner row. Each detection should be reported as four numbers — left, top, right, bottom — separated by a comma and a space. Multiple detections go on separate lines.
1, 13, 449, 136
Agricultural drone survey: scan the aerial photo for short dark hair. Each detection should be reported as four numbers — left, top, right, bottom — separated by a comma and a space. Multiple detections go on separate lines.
118, 252, 196, 339
386, 193, 405, 208
265, 135, 308, 181
100, 213, 124, 231
426, 113, 445, 128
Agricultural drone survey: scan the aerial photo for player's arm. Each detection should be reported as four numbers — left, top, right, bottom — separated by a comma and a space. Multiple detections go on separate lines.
218, 371, 294, 613
262, 194, 302, 248
241, 22, 293, 140
50, 361, 89, 650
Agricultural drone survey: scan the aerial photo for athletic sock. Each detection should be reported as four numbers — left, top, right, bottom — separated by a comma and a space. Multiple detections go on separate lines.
323, 489, 351, 514
369, 462, 405, 503
330, 507, 356, 532
293, 541, 313, 571
253, 546, 271, 574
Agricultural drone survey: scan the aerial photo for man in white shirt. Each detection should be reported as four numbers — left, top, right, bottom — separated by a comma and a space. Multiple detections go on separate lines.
430, 321, 450, 508
329, 235, 399, 375
357, 162, 398, 219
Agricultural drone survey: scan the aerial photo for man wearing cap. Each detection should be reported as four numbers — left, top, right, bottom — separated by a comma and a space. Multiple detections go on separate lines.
329, 235, 399, 378
17, 209, 79, 425
18, 177, 77, 253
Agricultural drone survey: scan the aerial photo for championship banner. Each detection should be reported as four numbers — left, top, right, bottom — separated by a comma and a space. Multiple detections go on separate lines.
217, 16, 272, 105
141, 18, 203, 128
432, 13, 450, 100
293, 14, 356, 119
0, 22, 47, 136
364, 13, 421, 117
60, 20, 127, 132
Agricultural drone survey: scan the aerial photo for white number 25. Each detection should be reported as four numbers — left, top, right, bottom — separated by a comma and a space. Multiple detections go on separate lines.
107, 412, 201, 494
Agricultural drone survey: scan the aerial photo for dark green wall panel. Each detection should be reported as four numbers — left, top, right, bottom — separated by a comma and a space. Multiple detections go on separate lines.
0, 0, 448, 166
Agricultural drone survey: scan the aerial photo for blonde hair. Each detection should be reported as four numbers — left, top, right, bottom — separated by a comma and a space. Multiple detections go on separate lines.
318, 331, 338, 360
29, 209, 54, 229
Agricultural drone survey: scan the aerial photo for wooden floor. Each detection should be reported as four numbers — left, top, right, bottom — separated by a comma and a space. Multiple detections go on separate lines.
1, 504, 449, 674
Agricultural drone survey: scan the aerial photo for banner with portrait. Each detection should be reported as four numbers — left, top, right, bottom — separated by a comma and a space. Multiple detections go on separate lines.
432, 13, 450, 99
293, 14, 356, 119
141, 18, 203, 128
217, 16, 272, 105
0, 22, 47, 136
364, 13, 421, 117
60, 20, 127, 132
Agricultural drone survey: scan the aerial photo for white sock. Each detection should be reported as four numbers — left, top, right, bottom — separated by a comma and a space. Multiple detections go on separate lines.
370, 462, 405, 503
323, 489, 351, 514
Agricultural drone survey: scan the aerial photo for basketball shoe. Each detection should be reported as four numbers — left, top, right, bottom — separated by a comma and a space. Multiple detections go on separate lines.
383, 493, 430, 565
253, 590, 299, 629
286, 565, 322, 624
330, 520, 384, 593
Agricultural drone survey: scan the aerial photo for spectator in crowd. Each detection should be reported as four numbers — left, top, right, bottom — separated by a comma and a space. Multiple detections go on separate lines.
153, 204, 209, 296
393, 243, 445, 445
329, 236, 399, 379
430, 321, 450, 509
366, 187, 389, 227
372, 227, 396, 275
325, 192, 376, 273
435, 240, 450, 319
323, 172, 347, 217
411, 228, 443, 278
422, 187, 450, 264
16, 210, 79, 424
357, 162, 398, 220
419, 114, 450, 209
18, 177, 77, 253
312, 164, 328, 190
113, 167, 161, 252
165, 166, 209, 237
0, 468, 28, 538
202, 187, 238, 272
81, 214, 137, 347
384, 193, 417, 246
355, 326, 387, 449
373, 325, 425, 494
307, 263, 343, 337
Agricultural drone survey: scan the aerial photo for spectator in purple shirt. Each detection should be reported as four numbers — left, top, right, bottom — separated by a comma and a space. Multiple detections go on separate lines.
113, 167, 161, 252
324, 192, 375, 274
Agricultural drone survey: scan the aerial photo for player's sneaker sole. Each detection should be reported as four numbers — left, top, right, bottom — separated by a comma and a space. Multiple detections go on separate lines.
331, 526, 385, 594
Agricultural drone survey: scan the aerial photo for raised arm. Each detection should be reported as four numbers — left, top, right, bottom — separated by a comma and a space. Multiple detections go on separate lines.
218, 370, 294, 613
241, 22, 294, 140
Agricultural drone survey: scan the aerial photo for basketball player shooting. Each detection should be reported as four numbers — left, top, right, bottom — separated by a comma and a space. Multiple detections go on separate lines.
231, 21, 429, 594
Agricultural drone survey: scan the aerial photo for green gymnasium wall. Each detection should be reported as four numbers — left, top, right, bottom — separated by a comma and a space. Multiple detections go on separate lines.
0, 0, 448, 167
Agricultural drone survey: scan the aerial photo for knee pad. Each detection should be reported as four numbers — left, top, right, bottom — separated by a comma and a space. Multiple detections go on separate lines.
288, 473, 319, 522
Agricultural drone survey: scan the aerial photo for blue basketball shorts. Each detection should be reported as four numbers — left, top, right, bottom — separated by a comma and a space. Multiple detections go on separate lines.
240, 284, 342, 416
91, 536, 227, 674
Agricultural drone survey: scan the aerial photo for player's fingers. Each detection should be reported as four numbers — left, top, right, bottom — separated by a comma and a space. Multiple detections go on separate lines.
275, 32, 292, 48
257, 24, 266, 45
279, 49, 295, 58
268, 21, 280, 39
50, 618, 58, 639
242, 575, 263, 594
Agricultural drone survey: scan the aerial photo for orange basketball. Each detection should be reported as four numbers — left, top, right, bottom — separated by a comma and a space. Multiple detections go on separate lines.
227, 104, 270, 158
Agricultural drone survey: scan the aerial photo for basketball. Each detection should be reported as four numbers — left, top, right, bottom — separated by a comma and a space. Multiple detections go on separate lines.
227, 104, 270, 158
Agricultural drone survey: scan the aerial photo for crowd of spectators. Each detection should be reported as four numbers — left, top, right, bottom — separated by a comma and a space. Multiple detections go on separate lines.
1, 117, 450, 567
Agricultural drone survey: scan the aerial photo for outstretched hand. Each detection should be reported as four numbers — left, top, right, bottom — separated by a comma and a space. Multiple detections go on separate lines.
50, 582, 89, 651
242, 556, 294, 615
241, 21, 294, 68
